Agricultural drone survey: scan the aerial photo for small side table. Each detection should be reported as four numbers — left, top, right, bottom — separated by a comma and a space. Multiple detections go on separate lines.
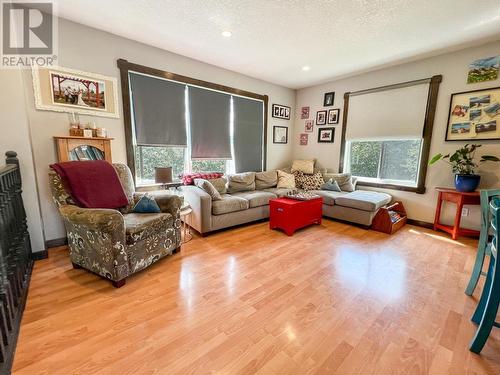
180, 203, 193, 243
433, 187, 480, 240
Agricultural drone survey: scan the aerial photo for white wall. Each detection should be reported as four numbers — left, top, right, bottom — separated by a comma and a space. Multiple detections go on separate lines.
0, 69, 46, 252
293, 41, 500, 228
19, 18, 295, 242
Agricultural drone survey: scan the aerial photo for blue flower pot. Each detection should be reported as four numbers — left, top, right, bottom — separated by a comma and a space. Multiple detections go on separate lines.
454, 174, 480, 192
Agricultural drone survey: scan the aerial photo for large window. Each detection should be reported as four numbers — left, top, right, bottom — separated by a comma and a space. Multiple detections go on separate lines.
346, 139, 422, 186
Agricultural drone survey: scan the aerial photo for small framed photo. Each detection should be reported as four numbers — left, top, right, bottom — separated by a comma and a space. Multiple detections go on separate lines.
305, 119, 314, 132
301, 106, 310, 119
318, 127, 335, 143
324, 92, 335, 106
273, 126, 288, 143
300, 133, 308, 145
328, 108, 340, 124
316, 110, 327, 125
272, 104, 291, 120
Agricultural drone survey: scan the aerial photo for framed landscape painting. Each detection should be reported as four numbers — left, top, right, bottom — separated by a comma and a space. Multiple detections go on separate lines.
446, 86, 500, 141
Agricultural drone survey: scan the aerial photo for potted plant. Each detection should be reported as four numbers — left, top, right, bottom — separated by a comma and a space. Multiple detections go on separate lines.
429, 144, 499, 192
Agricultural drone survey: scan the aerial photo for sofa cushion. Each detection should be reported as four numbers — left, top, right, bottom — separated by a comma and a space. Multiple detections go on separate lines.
309, 190, 348, 206
334, 190, 391, 212
291, 159, 315, 174
262, 187, 294, 198
124, 212, 172, 244
194, 178, 222, 201
208, 177, 227, 194
231, 191, 277, 208
212, 194, 249, 215
227, 172, 256, 193
322, 173, 357, 192
255, 170, 278, 189
294, 171, 324, 190
182, 172, 223, 185
277, 170, 295, 189
321, 179, 342, 192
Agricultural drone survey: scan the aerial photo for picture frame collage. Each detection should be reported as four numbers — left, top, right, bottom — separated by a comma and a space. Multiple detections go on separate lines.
299, 91, 339, 145
272, 103, 291, 144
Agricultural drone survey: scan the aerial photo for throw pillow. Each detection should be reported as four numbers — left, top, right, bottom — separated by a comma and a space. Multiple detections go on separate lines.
182, 172, 223, 185
208, 177, 227, 194
321, 179, 342, 192
295, 171, 324, 191
227, 172, 256, 193
323, 173, 357, 192
133, 194, 161, 213
277, 170, 295, 189
255, 170, 278, 189
291, 159, 315, 175
194, 178, 222, 200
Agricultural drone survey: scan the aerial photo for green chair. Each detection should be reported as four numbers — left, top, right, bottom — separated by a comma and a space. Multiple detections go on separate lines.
465, 189, 500, 296
469, 196, 500, 353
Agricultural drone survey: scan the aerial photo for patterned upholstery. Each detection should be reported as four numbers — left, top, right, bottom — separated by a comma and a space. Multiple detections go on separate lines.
49, 163, 182, 284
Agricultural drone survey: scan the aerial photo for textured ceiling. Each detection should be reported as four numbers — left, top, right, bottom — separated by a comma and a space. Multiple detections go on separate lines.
53, 0, 500, 89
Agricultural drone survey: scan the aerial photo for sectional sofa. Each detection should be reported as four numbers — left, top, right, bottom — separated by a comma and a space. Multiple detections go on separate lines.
181, 170, 392, 235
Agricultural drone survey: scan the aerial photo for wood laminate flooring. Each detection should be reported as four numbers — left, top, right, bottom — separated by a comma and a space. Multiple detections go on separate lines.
12, 220, 500, 374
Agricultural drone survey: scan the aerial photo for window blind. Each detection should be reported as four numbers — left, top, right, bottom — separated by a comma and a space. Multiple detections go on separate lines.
233, 96, 264, 172
345, 82, 430, 141
188, 86, 232, 160
129, 72, 187, 146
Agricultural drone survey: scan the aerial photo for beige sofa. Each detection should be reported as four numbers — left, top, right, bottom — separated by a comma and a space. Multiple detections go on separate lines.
181, 170, 392, 235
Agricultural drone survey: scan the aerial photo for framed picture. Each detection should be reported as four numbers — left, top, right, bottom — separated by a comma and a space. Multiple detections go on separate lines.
300, 133, 308, 145
446, 86, 500, 141
467, 56, 499, 84
318, 127, 335, 143
316, 110, 327, 125
324, 92, 335, 106
301, 106, 310, 119
273, 126, 288, 143
32, 66, 119, 118
305, 119, 314, 132
328, 108, 340, 124
272, 104, 291, 120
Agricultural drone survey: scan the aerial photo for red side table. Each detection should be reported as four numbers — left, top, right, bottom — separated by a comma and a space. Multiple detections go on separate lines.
269, 197, 322, 236
433, 187, 480, 240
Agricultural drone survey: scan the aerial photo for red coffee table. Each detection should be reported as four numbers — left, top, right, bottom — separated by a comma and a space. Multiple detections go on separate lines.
269, 197, 323, 236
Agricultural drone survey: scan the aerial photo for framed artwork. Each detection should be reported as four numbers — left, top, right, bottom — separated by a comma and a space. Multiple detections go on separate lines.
301, 106, 310, 119
446, 86, 500, 141
273, 126, 288, 143
467, 56, 499, 84
328, 108, 340, 124
324, 92, 335, 106
305, 119, 314, 132
318, 127, 335, 143
272, 104, 291, 120
32, 66, 119, 118
316, 110, 327, 125
300, 133, 308, 145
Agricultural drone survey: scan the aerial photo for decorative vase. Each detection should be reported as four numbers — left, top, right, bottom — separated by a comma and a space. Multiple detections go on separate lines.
454, 174, 480, 192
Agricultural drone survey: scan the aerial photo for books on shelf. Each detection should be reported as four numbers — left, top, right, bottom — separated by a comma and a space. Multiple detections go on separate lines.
69, 146, 104, 161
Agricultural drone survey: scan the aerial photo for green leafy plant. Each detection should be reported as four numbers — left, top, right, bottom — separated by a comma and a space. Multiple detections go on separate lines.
429, 144, 499, 175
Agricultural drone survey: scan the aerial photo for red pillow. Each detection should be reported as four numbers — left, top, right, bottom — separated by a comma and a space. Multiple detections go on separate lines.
182, 172, 223, 185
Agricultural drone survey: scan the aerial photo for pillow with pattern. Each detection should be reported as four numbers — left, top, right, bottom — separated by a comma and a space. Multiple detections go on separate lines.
294, 171, 324, 191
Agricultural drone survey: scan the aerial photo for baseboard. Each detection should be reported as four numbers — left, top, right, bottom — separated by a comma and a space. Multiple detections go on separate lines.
31, 250, 48, 261
44, 237, 68, 249
406, 218, 434, 230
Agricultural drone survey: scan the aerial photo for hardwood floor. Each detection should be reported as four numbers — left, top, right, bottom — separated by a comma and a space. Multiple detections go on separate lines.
12, 220, 500, 374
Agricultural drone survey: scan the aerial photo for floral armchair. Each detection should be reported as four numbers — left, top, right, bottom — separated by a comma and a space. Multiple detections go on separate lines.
49, 163, 182, 287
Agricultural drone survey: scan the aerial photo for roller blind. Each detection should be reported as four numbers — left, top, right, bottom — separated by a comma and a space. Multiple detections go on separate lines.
129, 73, 187, 146
233, 96, 264, 172
346, 82, 430, 141
188, 86, 231, 160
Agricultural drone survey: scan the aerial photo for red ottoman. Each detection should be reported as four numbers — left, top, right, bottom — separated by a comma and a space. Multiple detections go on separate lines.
269, 197, 323, 236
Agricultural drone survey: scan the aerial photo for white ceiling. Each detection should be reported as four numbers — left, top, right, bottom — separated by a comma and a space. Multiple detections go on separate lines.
54, 0, 500, 89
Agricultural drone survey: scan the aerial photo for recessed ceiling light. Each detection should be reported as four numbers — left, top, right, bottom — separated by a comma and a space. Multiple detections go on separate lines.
221, 31, 232, 37
302, 66, 311, 71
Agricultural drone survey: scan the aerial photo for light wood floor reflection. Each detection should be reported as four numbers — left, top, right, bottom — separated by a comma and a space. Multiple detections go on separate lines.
12, 220, 500, 374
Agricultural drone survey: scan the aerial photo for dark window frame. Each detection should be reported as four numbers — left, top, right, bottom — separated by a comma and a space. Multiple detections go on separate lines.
117, 59, 269, 181
339, 75, 442, 194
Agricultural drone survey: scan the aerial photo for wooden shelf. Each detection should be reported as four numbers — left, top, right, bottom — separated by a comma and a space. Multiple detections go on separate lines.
53, 136, 113, 163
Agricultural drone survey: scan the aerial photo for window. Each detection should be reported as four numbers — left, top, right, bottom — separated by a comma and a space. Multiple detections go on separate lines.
346, 139, 422, 186
134, 146, 186, 185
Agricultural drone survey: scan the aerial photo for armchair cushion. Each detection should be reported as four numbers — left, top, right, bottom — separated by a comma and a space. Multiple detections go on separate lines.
124, 213, 173, 245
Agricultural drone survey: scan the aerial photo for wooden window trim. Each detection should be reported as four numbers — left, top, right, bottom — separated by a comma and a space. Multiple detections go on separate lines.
339, 75, 442, 194
117, 59, 269, 180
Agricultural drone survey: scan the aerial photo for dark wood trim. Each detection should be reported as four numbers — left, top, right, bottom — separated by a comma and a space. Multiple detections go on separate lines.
116, 59, 269, 177
338, 75, 442, 194
407, 218, 434, 230
31, 250, 48, 261
44, 237, 67, 249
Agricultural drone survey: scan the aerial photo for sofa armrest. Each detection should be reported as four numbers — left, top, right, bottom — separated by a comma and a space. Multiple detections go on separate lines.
179, 185, 212, 234
58, 205, 128, 281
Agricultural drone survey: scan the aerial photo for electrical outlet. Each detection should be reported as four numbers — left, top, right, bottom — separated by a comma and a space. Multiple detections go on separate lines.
461, 207, 469, 216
